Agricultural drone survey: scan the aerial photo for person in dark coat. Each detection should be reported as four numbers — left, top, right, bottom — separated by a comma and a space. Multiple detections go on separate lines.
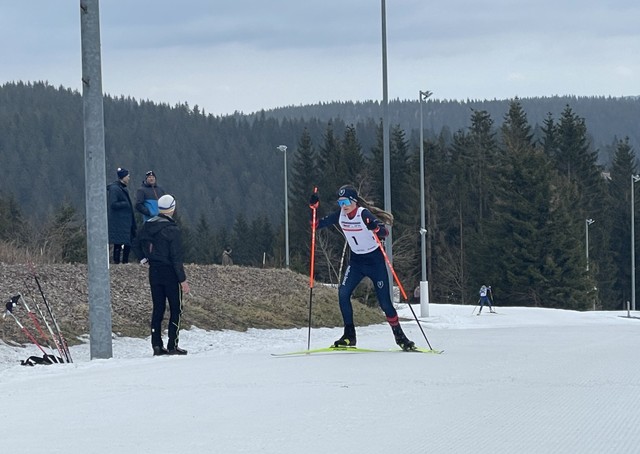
133, 194, 190, 356
135, 170, 166, 222
107, 167, 136, 264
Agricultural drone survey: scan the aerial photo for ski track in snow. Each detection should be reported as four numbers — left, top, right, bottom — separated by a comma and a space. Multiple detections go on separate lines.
1, 304, 639, 454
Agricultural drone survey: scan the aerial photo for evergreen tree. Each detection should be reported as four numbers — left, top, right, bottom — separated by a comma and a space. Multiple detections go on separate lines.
539, 178, 593, 310
231, 213, 252, 266
481, 100, 551, 305
317, 121, 343, 209
606, 137, 637, 309
289, 128, 319, 273
46, 203, 87, 263
193, 214, 217, 264
341, 124, 366, 184
250, 214, 275, 267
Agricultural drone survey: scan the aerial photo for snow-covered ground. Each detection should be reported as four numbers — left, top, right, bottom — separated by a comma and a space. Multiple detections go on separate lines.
1, 304, 639, 454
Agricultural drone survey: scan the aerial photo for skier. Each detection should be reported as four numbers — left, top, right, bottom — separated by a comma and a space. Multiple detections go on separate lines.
309, 184, 416, 351
477, 285, 495, 315
133, 194, 190, 356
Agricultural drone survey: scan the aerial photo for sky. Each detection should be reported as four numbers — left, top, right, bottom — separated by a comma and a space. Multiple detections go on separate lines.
1, 303, 639, 453
2, 1, 640, 116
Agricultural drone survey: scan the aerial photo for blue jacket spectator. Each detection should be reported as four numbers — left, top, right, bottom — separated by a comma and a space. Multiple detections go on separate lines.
135, 170, 166, 221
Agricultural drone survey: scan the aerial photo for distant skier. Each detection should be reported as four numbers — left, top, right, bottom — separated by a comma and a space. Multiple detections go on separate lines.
477, 285, 495, 315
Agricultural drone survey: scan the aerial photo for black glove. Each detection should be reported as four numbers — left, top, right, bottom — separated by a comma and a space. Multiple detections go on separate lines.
364, 217, 379, 231
309, 193, 319, 209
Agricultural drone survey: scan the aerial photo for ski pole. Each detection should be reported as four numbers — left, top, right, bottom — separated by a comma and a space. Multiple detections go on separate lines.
471, 299, 480, 315
370, 231, 434, 350
488, 287, 496, 310
29, 266, 72, 363
16, 294, 50, 345
23, 280, 66, 363
18, 292, 62, 362
307, 187, 318, 350
4, 297, 50, 357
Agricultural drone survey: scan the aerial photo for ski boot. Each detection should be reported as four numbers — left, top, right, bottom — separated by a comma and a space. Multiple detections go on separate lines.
153, 346, 169, 356
332, 324, 356, 348
392, 326, 416, 351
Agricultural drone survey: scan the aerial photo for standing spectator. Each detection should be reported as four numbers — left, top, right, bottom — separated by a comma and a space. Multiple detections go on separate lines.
133, 194, 190, 356
221, 246, 233, 266
107, 167, 136, 264
310, 184, 416, 351
135, 170, 166, 222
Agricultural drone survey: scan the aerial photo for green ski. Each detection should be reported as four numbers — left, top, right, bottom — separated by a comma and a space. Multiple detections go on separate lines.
271, 346, 443, 357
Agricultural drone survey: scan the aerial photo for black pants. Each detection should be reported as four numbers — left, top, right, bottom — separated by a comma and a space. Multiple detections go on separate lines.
112, 244, 131, 264
149, 266, 183, 350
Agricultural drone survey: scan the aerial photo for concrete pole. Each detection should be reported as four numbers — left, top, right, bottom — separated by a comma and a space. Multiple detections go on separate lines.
381, 0, 394, 301
419, 91, 432, 317
80, 0, 112, 359
632, 175, 639, 310
277, 145, 290, 269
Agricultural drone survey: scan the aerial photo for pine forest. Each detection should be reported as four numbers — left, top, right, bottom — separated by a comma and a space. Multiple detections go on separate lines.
1, 81, 639, 311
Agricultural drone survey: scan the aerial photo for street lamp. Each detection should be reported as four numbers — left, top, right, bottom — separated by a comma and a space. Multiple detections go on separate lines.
419, 90, 432, 317
380, 0, 393, 301
276, 145, 290, 269
632, 175, 640, 310
585, 218, 595, 271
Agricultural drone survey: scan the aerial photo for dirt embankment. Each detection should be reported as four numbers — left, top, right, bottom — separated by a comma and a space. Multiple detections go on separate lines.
0, 263, 385, 345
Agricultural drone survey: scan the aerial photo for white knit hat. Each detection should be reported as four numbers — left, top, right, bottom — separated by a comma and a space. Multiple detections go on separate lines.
158, 194, 176, 214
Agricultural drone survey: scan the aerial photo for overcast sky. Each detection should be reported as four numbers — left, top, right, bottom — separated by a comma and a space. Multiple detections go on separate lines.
2, 1, 639, 116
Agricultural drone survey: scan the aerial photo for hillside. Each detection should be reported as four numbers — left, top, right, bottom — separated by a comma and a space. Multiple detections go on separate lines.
2, 82, 640, 230
0, 263, 386, 346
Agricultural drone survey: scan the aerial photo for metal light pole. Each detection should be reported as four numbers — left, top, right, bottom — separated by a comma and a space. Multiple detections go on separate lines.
81, 0, 112, 359
277, 145, 290, 269
632, 175, 640, 311
380, 0, 393, 301
585, 218, 595, 271
419, 90, 432, 317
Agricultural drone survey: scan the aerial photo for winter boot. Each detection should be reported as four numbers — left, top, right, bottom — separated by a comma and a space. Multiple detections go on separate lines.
332, 324, 356, 348
153, 346, 169, 356
168, 346, 188, 355
392, 326, 416, 351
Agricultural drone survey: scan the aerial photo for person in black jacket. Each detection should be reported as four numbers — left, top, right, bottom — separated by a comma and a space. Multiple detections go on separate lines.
107, 167, 136, 264
133, 194, 190, 356
135, 170, 166, 222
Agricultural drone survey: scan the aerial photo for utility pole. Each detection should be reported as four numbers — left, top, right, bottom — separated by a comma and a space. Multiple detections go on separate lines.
80, 0, 112, 359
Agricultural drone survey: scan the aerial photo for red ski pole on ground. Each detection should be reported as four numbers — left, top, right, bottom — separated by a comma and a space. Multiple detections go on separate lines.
18, 293, 63, 362
4, 296, 50, 357
307, 187, 319, 350
371, 232, 434, 350
23, 281, 66, 362
28, 263, 72, 363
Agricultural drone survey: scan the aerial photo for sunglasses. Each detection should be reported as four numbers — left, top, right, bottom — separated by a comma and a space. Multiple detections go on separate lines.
337, 199, 352, 207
